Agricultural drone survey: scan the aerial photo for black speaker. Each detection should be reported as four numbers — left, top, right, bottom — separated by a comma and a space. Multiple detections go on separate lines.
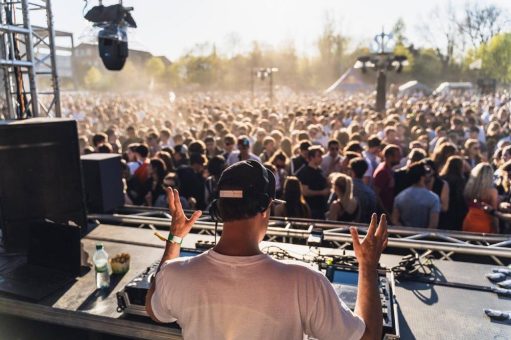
98, 36, 128, 71
81, 153, 124, 213
0, 118, 87, 251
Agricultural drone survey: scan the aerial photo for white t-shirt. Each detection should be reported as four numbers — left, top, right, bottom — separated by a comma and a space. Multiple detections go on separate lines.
151, 250, 365, 340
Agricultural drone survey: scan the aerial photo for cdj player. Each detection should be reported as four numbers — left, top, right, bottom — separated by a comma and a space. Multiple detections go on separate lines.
325, 264, 400, 339
116, 248, 202, 316
117, 247, 400, 339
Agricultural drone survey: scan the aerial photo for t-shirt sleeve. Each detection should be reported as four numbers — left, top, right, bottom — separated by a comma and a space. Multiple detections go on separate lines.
431, 194, 441, 213
304, 272, 366, 340
150, 261, 178, 323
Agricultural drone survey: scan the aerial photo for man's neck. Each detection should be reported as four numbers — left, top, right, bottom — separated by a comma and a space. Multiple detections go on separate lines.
308, 161, 318, 169
213, 221, 263, 256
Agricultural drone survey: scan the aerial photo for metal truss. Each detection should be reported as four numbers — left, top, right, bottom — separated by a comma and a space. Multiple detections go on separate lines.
0, 0, 60, 119
89, 207, 511, 265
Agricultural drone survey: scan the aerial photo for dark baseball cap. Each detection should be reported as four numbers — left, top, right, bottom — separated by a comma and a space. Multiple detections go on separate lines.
237, 136, 250, 148
217, 160, 284, 204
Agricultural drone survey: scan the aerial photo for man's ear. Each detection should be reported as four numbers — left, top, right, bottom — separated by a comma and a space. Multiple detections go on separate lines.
260, 204, 271, 219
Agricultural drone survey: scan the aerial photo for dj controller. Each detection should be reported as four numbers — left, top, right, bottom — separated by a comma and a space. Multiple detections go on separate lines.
116, 247, 400, 339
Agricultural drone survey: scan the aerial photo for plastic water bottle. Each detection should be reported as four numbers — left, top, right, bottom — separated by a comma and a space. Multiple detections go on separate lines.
93, 243, 110, 289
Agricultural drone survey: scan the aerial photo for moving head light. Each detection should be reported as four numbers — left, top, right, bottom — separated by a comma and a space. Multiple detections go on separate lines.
84, 2, 137, 71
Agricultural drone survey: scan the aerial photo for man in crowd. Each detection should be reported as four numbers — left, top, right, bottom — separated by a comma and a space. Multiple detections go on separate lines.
205, 136, 223, 160
373, 145, 401, 215
363, 136, 382, 178
226, 136, 261, 165
223, 134, 236, 160
392, 161, 440, 228
296, 146, 330, 219
321, 139, 343, 177
349, 157, 377, 223
146, 161, 388, 339
289, 140, 311, 175
176, 152, 207, 210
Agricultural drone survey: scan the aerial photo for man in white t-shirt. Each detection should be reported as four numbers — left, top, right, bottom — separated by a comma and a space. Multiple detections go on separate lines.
146, 160, 388, 340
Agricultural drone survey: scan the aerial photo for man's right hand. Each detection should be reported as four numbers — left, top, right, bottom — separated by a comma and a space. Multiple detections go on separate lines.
350, 213, 388, 270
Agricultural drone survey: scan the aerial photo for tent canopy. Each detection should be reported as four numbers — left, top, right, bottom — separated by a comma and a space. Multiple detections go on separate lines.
324, 67, 372, 94
398, 80, 432, 96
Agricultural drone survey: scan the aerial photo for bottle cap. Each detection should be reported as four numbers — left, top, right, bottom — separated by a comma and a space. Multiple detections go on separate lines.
96, 243, 104, 250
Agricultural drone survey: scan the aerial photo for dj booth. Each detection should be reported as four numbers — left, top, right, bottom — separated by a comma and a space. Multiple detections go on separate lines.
0, 223, 510, 339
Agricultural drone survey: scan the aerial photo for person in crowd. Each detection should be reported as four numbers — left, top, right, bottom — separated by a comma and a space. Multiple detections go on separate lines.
269, 150, 288, 198
439, 156, 467, 230
349, 157, 377, 223
204, 136, 223, 160
176, 152, 208, 211
394, 148, 427, 197
432, 142, 457, 172
296, 145, 329, 219
106, 128, 121, 153
259, 136, 276, 163
92, 133, 107, 151
373, 145, 401, 215
204, 155, 226, 206
222, 134, 236, 160
363, 135, 382, 178
463, 163, 499, 233
321, 139, 343, 177
146, 158, 168, 207
464, 138, 483, 169
289, 140, 311, 175
274, 176, 311, 218
147, 161, 388, 339
97, 143, 113, 153
173, 144, 189, 168
226, 136, 261, 166
326, 173, 358, 222
146, 132, 161, 157
160, 128, 174, 149
127, 144, 151, 205
155, 150, 174, 173
392, 162, 441, 228
423, 159, 450, 213
122, 126, 143, 151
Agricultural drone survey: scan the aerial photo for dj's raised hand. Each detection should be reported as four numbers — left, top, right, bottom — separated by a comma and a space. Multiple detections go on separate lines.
167, 188, 202, 237
350, 213, 388, 270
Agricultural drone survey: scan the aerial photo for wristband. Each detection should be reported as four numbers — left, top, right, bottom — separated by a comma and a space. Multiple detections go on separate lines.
167, 233, 184, 245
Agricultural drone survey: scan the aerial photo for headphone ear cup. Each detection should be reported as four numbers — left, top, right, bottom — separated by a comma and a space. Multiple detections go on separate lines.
209, 199, 222, 222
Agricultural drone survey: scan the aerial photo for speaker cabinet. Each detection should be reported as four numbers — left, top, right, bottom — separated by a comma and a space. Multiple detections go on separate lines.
0, 118, 87, 251
81, 153, 124, 213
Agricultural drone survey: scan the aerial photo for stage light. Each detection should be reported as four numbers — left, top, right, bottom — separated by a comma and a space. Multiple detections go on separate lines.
84, 2, 137, 71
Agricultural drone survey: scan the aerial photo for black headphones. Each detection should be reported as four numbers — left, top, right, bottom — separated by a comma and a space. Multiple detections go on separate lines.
209, 160, 274, 222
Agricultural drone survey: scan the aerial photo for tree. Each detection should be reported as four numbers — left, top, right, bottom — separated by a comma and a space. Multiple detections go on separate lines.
459, 2, 509, 49
83, 66, 102, 89
475, 33, 511, 83
417, 2, 461, 72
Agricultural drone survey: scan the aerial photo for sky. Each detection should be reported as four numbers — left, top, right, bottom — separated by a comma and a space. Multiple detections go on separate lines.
39, 0, 511, 60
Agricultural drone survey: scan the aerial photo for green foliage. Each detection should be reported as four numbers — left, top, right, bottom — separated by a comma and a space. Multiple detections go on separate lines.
145, 57, 166, 78
475, 33, 511, 83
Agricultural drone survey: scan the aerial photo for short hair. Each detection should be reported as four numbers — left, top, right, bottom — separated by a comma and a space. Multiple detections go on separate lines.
327, 139, 340, 148
383, 144, 400, 159
367, 136, 382, 148
97, 143, 113, 153
189, 140, 206, 154
349, 157, 369, 179
345, 141, 363, 154
299, 140, 312, 151
150, 158, 167, 180
224, 134, 236, 145
160, 128, 171, 138
92, 133, 107, 147
204, 136, 215, 144
127, 143, 140, 152
190, 152, 206, 166
207, 155, 226, 177
263, 136, 275, 147
409, 148, 427, 163
407, 162, 428, 184
135, 144, 149, 158
307, 145, 324, 159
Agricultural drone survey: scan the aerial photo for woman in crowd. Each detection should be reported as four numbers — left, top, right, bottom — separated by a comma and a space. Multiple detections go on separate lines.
326, 173, 358, 222
464, 138, 484, 169
145, 158, 168, 207
273, 176, 310, 218
432, 142, 457, 171
439, 156, 467, 230
462, 163, 499, 233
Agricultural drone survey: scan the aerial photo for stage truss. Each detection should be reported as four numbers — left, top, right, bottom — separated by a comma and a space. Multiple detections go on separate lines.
89, 206, 511, 266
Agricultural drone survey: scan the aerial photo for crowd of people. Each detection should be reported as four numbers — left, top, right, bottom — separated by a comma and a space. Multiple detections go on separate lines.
66, 90, 511, 233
